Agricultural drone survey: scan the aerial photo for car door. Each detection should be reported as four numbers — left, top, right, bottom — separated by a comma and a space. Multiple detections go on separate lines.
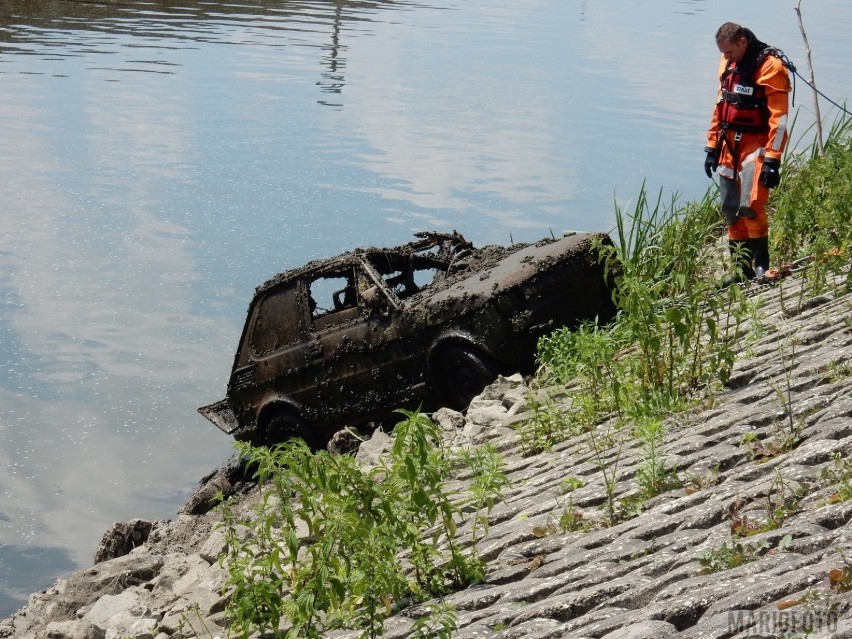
299, 264, 397, 426
229, 280, 309, 425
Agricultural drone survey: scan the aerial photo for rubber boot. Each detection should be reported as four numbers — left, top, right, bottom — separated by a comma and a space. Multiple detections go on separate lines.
750, 236, 770, 282
721, 239, 754, 287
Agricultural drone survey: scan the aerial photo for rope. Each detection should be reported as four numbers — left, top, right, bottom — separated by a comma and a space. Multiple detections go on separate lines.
777, 51, 852, 117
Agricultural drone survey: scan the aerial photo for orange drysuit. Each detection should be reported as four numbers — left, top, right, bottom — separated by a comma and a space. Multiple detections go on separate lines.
706, 52, 791, 241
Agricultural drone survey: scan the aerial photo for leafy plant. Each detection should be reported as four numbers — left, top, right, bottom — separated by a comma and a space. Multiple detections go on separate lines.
819, 451, 852, 504
772, 111, 852, 295
728, 472, 803, 538
557, 495, 590, 533
595, 184, 751, 400
560, 476, 585, 494
768, 337, 803, 445
634, 417, 681, 499
682, 465, 721, 495
584, 415, 629, 525
697, 539, 770, 574
218, 409, 505, 639
408, 602, 458, 639
739, 431, 794, 463
456, 443, 510, 547
697, 534, 791, 574
764, 470, 805, 530
516, 389, 572, 455
532, 182, 753, 497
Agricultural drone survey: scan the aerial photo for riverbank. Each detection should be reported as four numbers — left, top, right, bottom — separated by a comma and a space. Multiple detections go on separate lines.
2, 271, 851, 639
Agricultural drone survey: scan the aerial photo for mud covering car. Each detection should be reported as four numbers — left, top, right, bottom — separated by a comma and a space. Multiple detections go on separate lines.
198, 231, 617, 447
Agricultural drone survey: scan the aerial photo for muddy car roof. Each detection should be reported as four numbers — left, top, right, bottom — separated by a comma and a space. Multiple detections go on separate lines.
254, 231, 473, 295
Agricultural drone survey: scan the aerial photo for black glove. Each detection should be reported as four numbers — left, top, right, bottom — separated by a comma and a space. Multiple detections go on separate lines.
704, 147, 717, 178
760, 157, 781, 188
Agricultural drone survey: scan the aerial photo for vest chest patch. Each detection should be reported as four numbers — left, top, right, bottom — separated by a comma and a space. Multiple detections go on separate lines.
734, 84, 754, 96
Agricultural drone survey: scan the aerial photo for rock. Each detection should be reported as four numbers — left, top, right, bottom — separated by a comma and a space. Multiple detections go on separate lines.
327, 427, 364, 456
40, 620, 105, 639
116, 619, 157, 639
433, 407, 466, 431
602, 620, 679, 639
354, 427, 393, 467
81, 588, 156, 630
93, 520, 152, 563
198, 529, 228, 565
180, 476, 232, 516
180, 453, 253, 516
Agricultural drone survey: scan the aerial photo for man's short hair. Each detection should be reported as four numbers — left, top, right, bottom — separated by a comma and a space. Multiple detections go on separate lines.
715, 22, 746, 44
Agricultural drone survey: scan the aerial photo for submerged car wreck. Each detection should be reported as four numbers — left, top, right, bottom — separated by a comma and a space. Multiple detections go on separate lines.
199, 231, 617, 447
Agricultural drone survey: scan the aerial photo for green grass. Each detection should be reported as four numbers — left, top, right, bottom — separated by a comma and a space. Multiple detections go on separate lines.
217, 409, 506, 639
772, 111, 852, 293
528, 111, 852, 520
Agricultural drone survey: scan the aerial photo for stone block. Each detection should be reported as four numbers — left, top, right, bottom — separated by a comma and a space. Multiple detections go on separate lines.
601, 620, 678, 639
40, 620, 105, 639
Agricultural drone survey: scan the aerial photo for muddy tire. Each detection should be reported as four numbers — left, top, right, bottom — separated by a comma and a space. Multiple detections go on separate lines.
260, 411, 319, 449
435, 344, 499, 410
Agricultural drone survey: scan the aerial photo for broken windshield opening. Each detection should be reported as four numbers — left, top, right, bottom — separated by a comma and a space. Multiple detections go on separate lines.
308, 271, 356, 317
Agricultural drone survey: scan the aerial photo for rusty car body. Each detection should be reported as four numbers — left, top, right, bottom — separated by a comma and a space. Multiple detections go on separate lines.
198, 231, 616, 447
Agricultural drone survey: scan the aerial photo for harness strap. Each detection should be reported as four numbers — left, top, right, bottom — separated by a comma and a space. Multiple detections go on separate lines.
717, 129, 743, 180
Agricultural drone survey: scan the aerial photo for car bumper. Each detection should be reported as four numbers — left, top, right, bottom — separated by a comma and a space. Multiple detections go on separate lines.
198, 399, 240, 435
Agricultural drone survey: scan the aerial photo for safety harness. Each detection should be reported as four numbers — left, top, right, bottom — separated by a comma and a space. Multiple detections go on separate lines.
717, 47, 787, 133
713, 47, 787, 177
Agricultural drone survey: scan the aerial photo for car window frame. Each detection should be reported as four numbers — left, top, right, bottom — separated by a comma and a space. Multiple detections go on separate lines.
357, 257, 402, 311
245, 280, 307, 359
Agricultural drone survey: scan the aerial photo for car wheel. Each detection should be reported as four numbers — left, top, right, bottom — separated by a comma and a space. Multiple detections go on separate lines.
260, 411, 320, 449
435, 344, 499, 410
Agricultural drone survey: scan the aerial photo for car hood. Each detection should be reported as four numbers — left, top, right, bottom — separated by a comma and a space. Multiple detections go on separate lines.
413, 232, 607, 310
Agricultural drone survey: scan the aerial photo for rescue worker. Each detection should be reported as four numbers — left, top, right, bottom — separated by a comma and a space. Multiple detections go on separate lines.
704, 22, 791, 285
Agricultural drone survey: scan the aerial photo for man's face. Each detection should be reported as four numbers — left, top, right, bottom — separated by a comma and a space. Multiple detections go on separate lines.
718, 36, 749, 63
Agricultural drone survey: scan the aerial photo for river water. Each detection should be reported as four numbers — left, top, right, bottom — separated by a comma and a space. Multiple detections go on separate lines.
1, 0, 850, 616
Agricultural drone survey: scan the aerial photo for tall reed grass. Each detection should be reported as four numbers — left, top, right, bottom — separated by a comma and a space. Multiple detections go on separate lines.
771, 111, 852, 293
537, 181, 751, 421
536, 110, 852, 435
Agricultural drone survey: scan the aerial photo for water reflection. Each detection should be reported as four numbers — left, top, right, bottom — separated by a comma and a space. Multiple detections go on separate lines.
1, 0, 850, 620
317, 2, 347, 107
0, 0, 403, 107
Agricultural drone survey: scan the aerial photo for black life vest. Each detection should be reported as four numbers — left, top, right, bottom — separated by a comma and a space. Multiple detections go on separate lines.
716, 48, 781, 133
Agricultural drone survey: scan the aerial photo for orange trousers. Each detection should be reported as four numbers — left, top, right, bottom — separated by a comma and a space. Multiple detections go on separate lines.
717, 135, 770, 241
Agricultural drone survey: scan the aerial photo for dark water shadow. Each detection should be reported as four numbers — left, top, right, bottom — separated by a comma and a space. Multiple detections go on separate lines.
0, 543, 76, 619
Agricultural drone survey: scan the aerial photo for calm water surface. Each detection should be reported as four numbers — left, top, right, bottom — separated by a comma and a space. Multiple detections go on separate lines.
1, 0, 850, 615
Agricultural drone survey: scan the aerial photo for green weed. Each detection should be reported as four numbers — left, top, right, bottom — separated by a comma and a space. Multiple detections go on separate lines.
697, 534, 791, 574
697, 539, 769, 574
596, 185, 750, 399
634, 418, 681, 500
535, 183, 753, 420
408, 602, 458, 639
218, 409, 505, 639
682, 465, 721, 494
729, 471, 804, 537
557, 495, 590, 533
768, 337, 803, 445
560, 476, 585, 494
820, 452, 852, 504
516, 389, 572, 455
772, 111, 852, 296
739, 430, 797, 463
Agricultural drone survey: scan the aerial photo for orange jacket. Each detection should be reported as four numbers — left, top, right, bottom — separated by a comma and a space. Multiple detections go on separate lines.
706, 52, 791, 168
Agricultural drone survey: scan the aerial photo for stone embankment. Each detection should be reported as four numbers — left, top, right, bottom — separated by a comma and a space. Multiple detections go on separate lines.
2, 277, 851, 639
